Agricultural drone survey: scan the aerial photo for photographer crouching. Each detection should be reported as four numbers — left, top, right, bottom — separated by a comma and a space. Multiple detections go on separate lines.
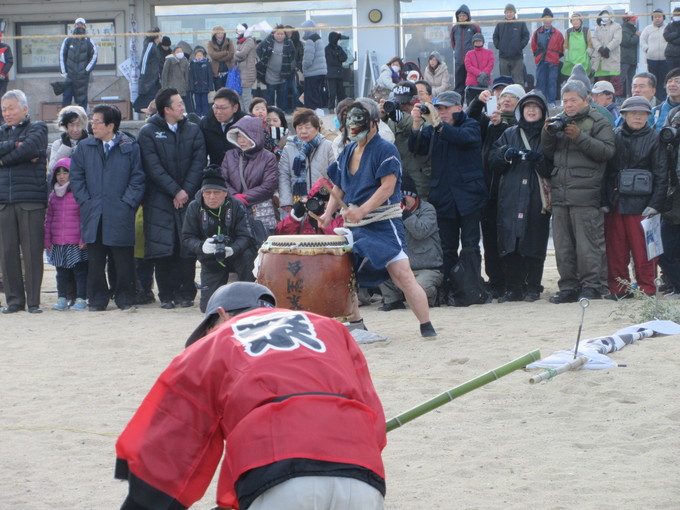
182, 166, 257, 312
541, 80, 615, 303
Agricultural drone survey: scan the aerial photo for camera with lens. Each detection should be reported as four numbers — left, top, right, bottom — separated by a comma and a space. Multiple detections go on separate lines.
383, 100, 398, 114
418, 104, 430, 115
546, 114, 570, 135
660, 126, 679, 145
211, 233, 231, 261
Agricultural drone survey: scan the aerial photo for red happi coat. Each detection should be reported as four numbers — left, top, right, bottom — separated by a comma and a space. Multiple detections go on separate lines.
115, 308, 386, 509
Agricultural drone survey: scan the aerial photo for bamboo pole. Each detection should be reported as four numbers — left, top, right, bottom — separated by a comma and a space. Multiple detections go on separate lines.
529, 355, 588, 384
386, 350, 540, 432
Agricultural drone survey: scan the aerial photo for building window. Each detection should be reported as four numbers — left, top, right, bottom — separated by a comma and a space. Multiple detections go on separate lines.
16, 20, 116, 73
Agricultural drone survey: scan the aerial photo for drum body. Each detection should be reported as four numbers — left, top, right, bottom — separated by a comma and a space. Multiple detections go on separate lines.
257, 235, 355, 320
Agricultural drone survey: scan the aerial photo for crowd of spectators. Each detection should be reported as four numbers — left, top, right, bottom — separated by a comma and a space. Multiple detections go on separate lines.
1, 8, 680, 315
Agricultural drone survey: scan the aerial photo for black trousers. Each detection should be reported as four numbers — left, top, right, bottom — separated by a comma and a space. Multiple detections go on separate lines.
480, 199, 504, 293
199, 250, 256, 312
501, 251, 545, 295
303, 75, 326, 110
647, 59, 668, 101
153, 250, 197, 304
326, 77, 345, 110
454, 64, 467, 97
56, 261, 88, 299
87, 222, 135, 309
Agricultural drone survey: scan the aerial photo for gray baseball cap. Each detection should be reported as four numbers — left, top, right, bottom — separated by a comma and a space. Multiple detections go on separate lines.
185, 282, 277, 346
433, 91, 462, 107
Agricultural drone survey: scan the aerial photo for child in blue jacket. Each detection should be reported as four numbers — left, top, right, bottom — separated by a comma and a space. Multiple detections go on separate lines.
190, 47, 212, 116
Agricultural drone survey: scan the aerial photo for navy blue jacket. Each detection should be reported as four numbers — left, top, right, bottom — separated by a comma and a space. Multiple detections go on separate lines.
409, 111, 488, 217
189, 59, 212, 94
70, 133, 145, 246
0, 116, 48, 205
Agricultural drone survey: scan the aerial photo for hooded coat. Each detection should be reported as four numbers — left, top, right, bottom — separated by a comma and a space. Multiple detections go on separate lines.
59, 26, 97, 105
423, 52, 451, 95
450, 5, 481, 65
490, 91, 552, 259
620, 21, 640, 66
70, 132, 145, 246
301, 20, 327, 77
221, 116, 278, 207
162, 54, 190, 96
45, 158, 83, 247
138, 114, 207, 258
591, 14, 622, 74
325, 32, 348, 80
207, 26, 235, 76
604, 122, 667, 215
641, 20, 667, 61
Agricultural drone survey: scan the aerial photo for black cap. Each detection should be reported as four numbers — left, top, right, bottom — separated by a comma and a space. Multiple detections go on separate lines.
161, 36, 171, 46
542, 8, 553, 18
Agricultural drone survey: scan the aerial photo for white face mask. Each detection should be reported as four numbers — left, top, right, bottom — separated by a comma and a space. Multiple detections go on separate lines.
391, 65, 401, 73
600, 15, 610, 24
175, 52, 185, 60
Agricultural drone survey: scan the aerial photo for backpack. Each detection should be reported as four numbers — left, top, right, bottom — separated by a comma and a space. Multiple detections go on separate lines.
449, 247, 490, 307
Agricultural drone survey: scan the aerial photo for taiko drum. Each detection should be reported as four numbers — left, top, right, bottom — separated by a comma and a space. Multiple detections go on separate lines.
257, 235, 355, 320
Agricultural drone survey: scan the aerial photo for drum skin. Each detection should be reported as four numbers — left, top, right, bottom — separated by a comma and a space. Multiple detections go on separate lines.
257, 235, 355, 320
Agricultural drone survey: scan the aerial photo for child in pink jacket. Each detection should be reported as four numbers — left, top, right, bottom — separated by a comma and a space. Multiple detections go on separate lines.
44, 158, 88, 310
464, 33, 495, 91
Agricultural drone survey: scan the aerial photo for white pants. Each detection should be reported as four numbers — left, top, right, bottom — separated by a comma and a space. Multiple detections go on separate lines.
248, 476, 384, 510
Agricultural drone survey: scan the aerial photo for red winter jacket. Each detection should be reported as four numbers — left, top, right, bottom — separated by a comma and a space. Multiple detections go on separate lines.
115, 308, 386, 509
276, 177, 345, 234
531, 26, 565, 66
464, 47, 494, 86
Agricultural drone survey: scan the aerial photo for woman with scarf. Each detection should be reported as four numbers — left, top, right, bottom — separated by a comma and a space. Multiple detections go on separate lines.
220, 116, 279, 232
278, 108, 335, 213
490, 90, 552, 303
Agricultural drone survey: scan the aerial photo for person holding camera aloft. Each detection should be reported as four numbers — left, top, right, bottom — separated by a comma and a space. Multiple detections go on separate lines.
602, 97, 667, 298
409, 90, 488, 306
182, 166, 257, 312
541, 80, 615, 303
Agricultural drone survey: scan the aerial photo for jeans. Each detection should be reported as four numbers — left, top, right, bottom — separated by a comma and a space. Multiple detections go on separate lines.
266, 81, 289, 112
536, 61, 558, 103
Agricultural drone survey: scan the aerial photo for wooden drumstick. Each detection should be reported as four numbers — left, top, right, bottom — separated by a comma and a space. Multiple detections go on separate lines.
321, 182, 349, 210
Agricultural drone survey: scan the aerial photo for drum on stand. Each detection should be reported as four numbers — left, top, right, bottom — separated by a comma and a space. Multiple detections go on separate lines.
257, 235, 355, 321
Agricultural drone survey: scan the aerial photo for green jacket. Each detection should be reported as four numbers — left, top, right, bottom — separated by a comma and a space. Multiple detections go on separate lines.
541, 106, 615, 207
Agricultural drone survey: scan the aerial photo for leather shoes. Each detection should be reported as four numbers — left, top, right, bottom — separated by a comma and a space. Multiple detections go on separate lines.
378, 301, 406, 311
160, 301, 175, 309
88, 305, 106, 312
498, 291, 524, 303
524, 291, 540, 302
27, 306, 42, 314
549, 290, 579, 304
1, 304, 24, 314
179, 300, 194, 308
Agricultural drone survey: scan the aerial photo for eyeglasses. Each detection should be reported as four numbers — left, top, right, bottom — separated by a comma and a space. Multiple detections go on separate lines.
212, 104, 232, 111
90, 119, 106, 126
668, 78, 680, 85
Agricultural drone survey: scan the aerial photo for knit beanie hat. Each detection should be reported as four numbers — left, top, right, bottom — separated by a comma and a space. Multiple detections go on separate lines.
401, 174, 418, 198
569, 64, 591, 92
500, 84, 526, 100
504, 4, 516, 13
542, 8, 553, 18
201, 165, 228, 192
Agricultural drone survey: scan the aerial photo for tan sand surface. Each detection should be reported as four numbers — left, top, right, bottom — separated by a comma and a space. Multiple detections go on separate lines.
2, 254, 679, 509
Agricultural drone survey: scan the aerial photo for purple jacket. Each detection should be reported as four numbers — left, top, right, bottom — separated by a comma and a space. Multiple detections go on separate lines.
45, 158, 83, 247
221, 116, 278, 206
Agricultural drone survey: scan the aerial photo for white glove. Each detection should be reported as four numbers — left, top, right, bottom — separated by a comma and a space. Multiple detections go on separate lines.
202, 238, 216, 254
642, 207, 658, 217
222, 246, 234, 259
333, 227, 354, 248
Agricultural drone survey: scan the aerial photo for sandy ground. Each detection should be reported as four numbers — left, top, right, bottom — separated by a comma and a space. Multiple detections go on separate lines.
2, 252, 680, 509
